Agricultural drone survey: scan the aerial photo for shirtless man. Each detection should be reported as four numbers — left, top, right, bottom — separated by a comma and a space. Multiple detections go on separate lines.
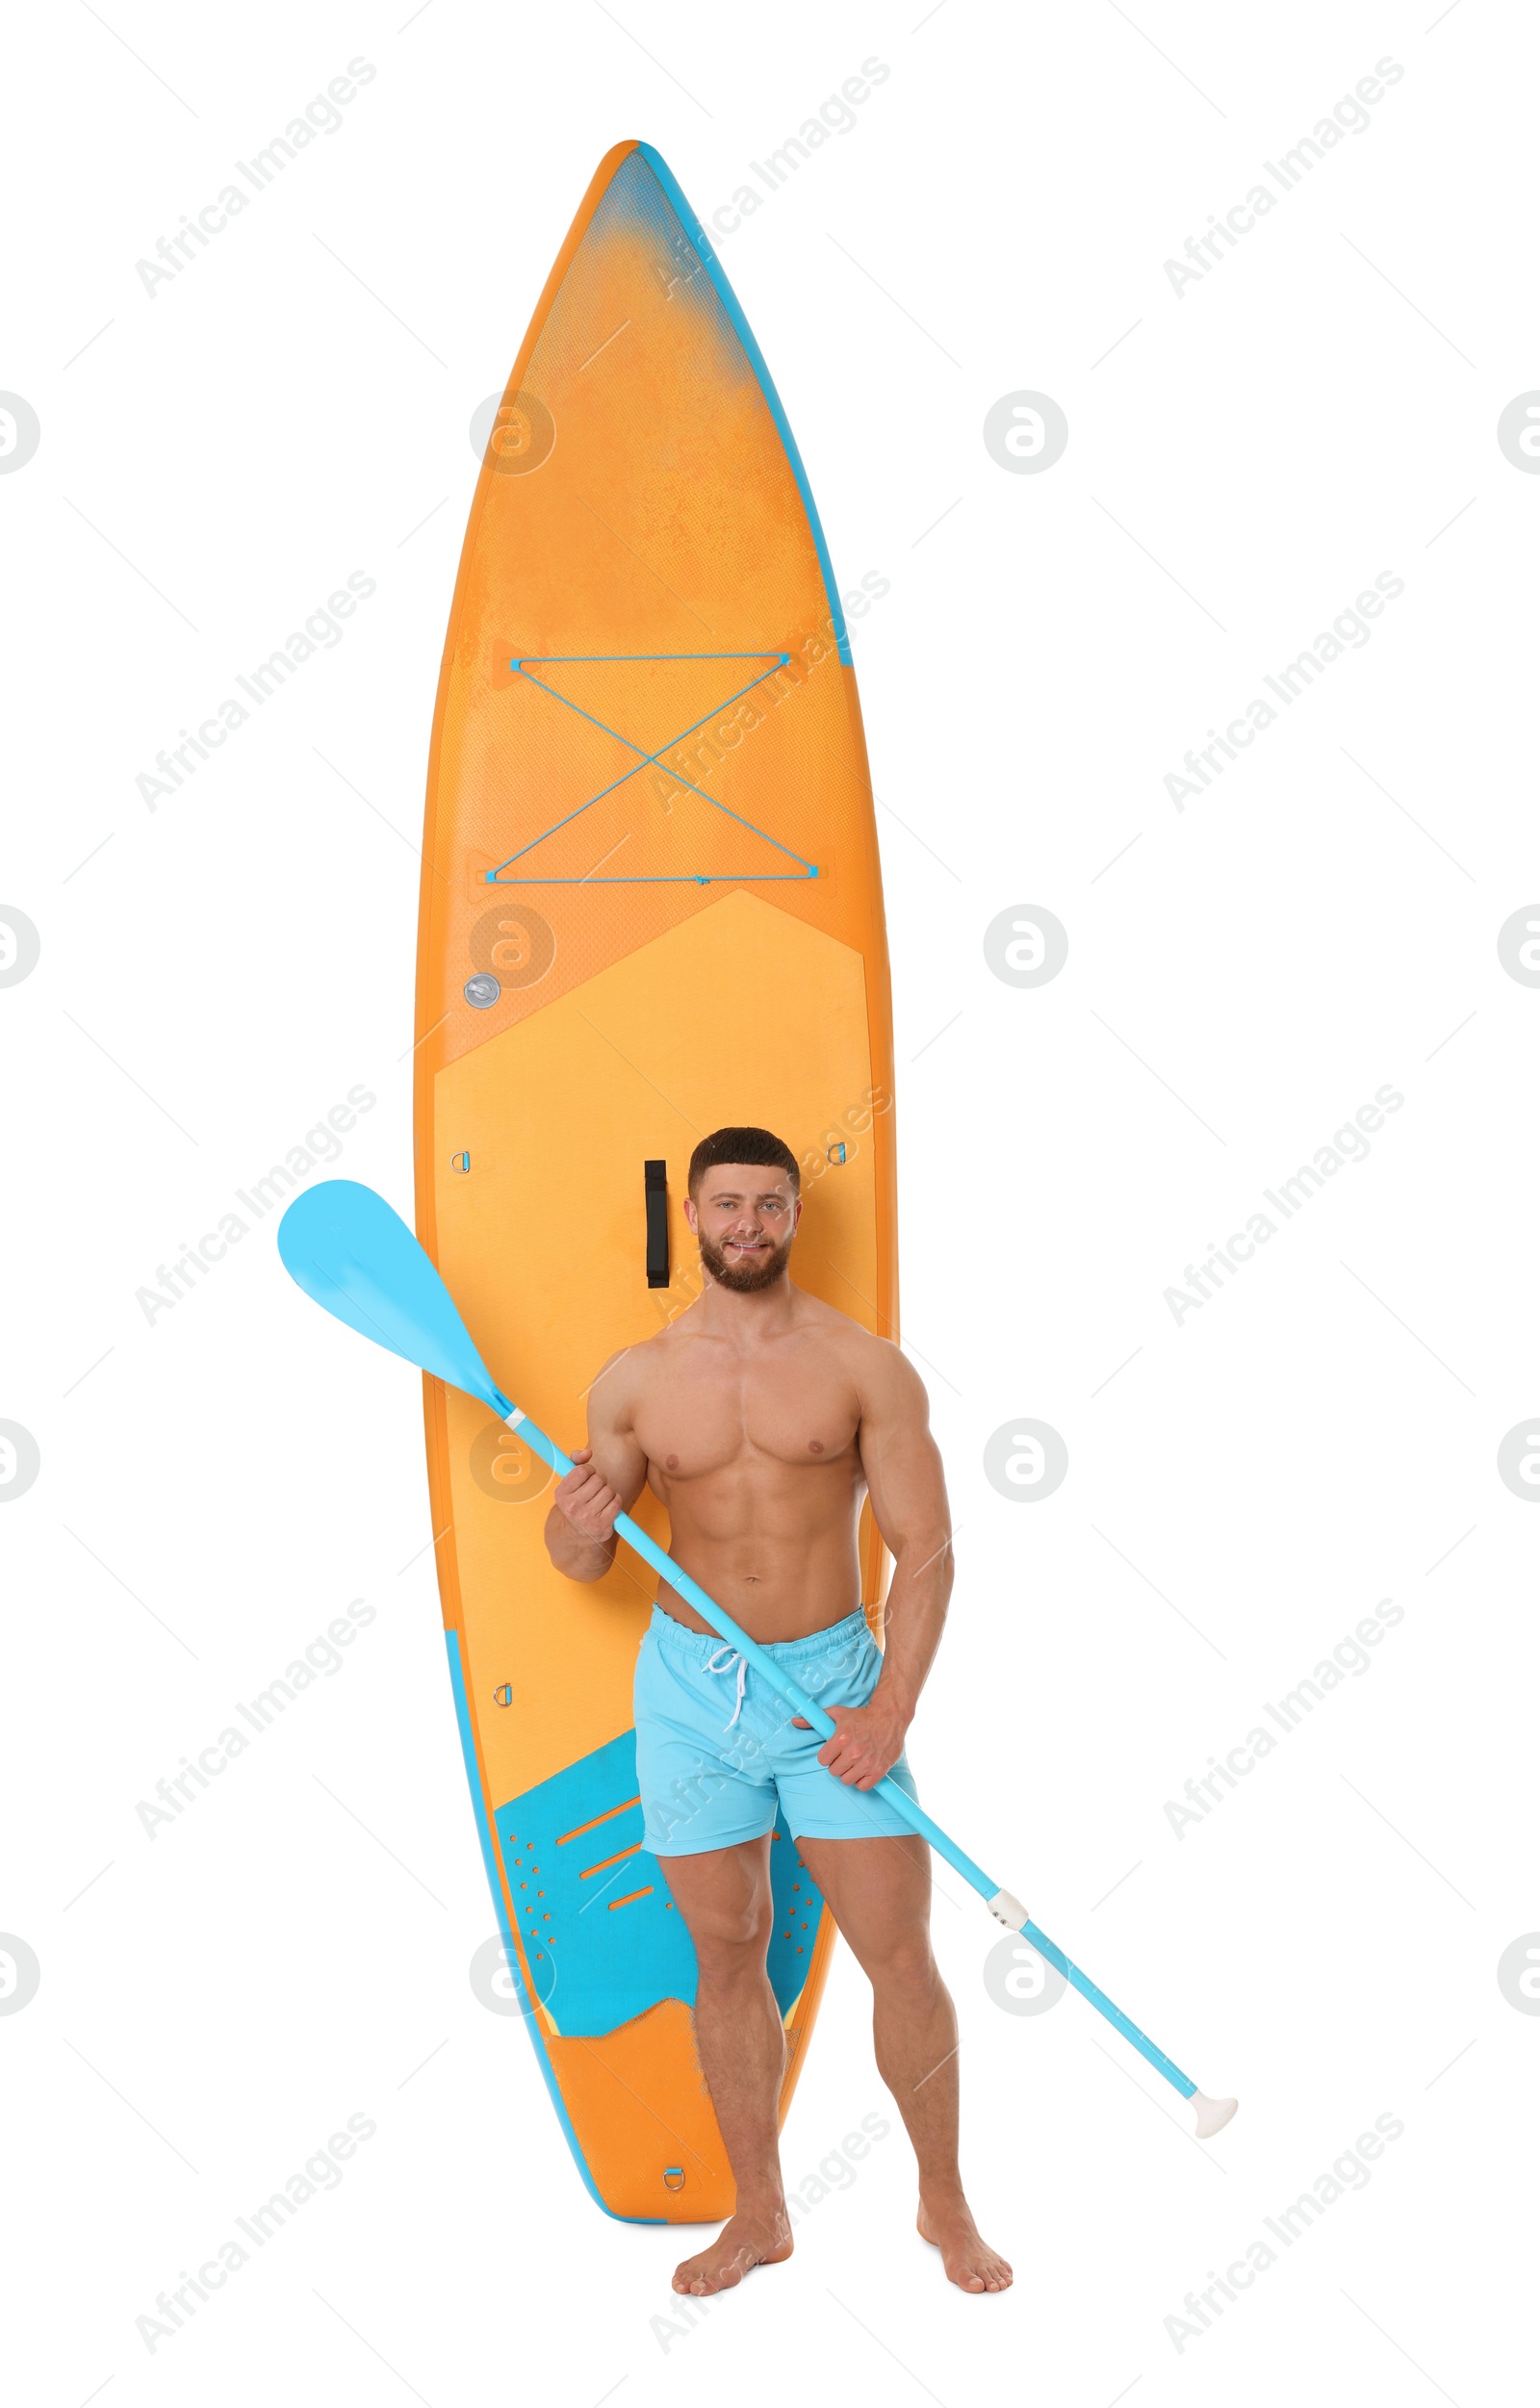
543, 1124, 1012, 2298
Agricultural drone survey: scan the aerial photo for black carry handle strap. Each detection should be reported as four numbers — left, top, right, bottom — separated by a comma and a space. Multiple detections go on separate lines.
645, 1159, 669, 1288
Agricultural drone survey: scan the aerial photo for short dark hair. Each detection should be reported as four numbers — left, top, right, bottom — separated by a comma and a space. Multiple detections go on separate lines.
687, 1125, 800, 1199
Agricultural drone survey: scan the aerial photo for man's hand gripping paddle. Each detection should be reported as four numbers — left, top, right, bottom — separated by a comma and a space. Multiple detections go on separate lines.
277, 1179, 1238, 2139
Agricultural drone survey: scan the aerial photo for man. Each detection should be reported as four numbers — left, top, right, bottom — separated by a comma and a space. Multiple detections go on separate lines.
543, 1125, 1011, 2298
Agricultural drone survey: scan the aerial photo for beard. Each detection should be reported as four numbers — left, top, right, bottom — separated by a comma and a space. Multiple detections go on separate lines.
699, 1229, 794, 1294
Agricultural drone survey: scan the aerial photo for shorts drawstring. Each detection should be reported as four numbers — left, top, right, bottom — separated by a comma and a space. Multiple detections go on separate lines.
703, 1644, 748, 1732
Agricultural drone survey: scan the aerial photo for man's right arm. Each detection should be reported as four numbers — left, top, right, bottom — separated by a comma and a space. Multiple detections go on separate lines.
542, 1348, 649, 1582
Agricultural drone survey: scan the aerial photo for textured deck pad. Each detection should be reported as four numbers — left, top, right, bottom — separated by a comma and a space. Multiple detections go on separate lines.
496, 1728, 827, 2037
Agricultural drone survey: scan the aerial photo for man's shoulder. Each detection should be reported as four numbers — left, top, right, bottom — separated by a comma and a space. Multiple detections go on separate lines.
583, 1333, 664, 1424
795, 1293, 907, 1377
818, 1311, 926, 1416
589, 1312, 702, 1387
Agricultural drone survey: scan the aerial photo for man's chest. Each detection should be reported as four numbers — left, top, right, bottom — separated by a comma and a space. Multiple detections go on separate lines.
632, 1347, 861, 1478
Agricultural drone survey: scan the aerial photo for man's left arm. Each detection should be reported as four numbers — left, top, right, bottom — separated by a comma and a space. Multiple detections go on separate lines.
806, 1343, 954, 1790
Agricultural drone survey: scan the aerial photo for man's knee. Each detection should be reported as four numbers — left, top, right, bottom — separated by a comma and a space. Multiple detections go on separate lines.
690, 1896, 775, 1965
864, 1932, 941, 1999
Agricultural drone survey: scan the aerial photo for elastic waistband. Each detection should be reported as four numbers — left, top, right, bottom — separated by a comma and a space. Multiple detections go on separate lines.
646, 1601, 871, 1666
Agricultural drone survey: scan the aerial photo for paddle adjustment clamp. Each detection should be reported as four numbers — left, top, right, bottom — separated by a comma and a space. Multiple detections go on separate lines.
988, 1888, 1029, 1932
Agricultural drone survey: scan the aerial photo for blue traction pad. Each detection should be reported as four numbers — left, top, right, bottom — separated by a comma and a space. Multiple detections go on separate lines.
495, 1726, 825, 2037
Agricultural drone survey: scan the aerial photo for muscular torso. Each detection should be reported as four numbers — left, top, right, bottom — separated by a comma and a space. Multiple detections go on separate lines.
616, 1295, 876, 1643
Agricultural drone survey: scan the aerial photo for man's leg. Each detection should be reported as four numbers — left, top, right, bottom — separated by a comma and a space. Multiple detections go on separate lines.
796, 1829, 1013, 2294
655, 1834, 795, 2295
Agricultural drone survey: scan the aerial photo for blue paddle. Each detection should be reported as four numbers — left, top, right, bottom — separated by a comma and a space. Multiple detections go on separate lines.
277, 1179, 1237, 2138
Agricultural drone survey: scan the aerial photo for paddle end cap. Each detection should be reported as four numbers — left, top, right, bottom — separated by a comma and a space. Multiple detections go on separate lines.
1192, 2091, 1239, 2139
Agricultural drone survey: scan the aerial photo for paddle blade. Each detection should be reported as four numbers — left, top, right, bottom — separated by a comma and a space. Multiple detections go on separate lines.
277, 1179, 510, 1415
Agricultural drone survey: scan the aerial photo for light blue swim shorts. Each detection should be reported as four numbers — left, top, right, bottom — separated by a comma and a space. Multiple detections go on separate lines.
634, 1601, 920, 1857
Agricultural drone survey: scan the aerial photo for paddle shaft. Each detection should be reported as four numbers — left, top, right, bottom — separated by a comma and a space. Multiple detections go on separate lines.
505, 1404, 1199, 2101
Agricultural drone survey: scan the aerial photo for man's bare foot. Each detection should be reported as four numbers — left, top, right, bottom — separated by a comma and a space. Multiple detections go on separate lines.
916, 2188, 1014, 2294
672, 2202, 793, 2295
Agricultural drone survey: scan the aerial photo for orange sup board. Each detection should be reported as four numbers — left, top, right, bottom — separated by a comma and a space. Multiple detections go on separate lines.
414, 141, 897, 2222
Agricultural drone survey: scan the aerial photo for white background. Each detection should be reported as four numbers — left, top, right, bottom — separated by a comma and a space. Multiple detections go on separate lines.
3, 0, 1536, 2400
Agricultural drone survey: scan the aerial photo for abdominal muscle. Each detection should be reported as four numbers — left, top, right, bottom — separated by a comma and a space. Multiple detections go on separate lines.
646, 1452, 866, 1645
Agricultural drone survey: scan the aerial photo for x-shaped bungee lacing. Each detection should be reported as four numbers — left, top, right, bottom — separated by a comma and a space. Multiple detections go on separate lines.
488, 651, 819, 885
